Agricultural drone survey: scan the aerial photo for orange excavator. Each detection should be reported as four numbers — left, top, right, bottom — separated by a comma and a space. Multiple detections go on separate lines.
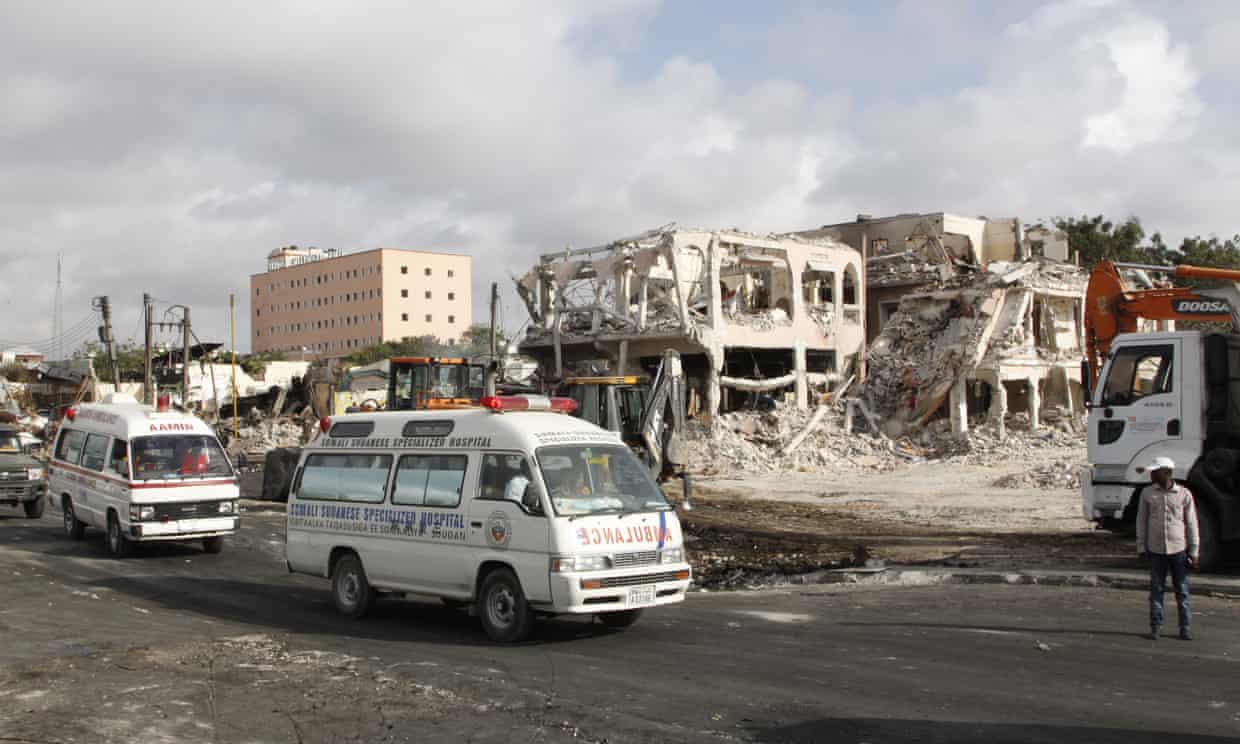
1083, 260, 1240, 386
386, 357, 485, 410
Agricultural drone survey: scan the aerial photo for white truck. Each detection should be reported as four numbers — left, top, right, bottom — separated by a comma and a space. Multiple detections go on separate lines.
1082, 260, 1240, 570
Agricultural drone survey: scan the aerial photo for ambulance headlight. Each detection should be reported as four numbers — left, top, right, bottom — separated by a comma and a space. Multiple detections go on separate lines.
129, 505, 156, 521
550, 554, 611, 573
218, 500, 236, 514
660, 548, 684, 564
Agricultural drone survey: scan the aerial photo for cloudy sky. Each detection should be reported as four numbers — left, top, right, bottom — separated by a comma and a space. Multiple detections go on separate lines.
2, 0, 1237, 355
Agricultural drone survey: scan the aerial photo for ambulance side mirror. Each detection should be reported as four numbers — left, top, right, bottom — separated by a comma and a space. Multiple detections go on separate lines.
521, 483, 544, 515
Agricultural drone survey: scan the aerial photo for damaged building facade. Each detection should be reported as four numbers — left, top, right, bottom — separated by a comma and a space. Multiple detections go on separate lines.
516, 226, 865, 419
794, 212, 1071, 341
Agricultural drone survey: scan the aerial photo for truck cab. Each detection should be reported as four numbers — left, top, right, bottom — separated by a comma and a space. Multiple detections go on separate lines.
1084, 330, 1240, 569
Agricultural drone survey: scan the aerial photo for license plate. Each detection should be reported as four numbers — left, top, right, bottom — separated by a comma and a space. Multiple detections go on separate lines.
628, 586, 655, 605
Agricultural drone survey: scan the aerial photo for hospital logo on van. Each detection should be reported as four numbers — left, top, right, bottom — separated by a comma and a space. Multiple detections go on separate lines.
486, 511, 511, 548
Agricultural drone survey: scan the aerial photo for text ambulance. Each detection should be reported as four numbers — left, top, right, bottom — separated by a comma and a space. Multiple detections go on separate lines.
286, 395, 692, 642
47, 394, 239, 556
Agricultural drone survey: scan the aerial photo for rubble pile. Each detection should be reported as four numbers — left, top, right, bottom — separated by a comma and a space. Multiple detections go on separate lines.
687, 401, 1085, 480
221, 412, 312, 461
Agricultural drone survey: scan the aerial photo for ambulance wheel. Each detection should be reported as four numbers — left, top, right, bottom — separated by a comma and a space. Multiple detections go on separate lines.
63, 497, 86, 540
203, 536, 224, 554
332, 554, 374, 619
1197, 502, 1222, 573
23, 496, 45, 519
597, 609, 643, 629
106, 512, 132, 557
479, 568, 533, 643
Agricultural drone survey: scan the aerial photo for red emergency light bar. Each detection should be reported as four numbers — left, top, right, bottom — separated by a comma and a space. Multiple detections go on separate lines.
480, 395, 578, 414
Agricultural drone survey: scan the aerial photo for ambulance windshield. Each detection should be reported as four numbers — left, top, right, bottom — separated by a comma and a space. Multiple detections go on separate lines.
131, 435, 234, 480
536, 444, 670, 516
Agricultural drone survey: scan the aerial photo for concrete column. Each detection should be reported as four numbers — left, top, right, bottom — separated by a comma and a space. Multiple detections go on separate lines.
1027, 376, 1041, 431
949, 376, 969, 436
989, 377, 1008, 441
794, 341, 808, 411
704, 344, 723, 423
617, 340, 629, 377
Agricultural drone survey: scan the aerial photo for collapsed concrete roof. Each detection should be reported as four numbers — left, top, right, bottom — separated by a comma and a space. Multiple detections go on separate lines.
858, 258, 1087, 437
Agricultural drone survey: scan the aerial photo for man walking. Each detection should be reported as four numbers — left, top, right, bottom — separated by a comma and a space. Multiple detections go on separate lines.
1136, 456, 1199, 640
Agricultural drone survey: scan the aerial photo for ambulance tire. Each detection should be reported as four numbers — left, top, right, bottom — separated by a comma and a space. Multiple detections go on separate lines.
106, 511, 133, 557
332, 553, 375, 619
203, 536, 224, 554
597, 609, 642, 630
63, 497, 86, 540
479, 568, 534, 643
23, 495, 45, 519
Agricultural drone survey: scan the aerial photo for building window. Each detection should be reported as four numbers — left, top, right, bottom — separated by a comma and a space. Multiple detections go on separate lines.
401, 313, 409, 321
425, 291, 432, 299
424, 268, 431, 276
448, 315, 455, 324
448, 292, 455, 301
425, 314, 432, 322
448, 270, 454, 278
401, 266, 408, 274
256, 309, 261, 317
401, 289, 408, 298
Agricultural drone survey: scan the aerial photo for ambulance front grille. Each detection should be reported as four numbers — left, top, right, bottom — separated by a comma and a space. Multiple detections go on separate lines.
598, 570, 684, 588
610, 550, 658, 569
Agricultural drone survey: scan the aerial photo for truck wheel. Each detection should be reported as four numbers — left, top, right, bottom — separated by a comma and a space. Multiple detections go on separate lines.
203, 536, 224, 554
106, 512, 133, 557
1197, 502, 1222, 572
597, 609, 643, 629
478, 568, 534, 643
332, 554, 374, 619
63, 498, 86, 540
23, 496, 45, 519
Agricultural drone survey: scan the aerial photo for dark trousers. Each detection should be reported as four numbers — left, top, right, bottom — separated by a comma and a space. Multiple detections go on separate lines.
1149, 551, 1191, 629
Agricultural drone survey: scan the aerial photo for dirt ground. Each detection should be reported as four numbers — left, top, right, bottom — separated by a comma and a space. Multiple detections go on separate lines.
671, 441, 1133, 588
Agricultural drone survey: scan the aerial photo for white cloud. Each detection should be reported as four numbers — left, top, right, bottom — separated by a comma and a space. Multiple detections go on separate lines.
1082, 14, 1201, 152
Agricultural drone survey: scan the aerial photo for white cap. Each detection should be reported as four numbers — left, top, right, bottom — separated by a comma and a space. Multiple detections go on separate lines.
1148, 456, 1176, 472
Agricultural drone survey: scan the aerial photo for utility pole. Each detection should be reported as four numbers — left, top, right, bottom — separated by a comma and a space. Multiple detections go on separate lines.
230, 293, 238, 440
489, 282, 499, 361
143, 293, 154, 404
92, 296, 121, 389
182, 306, 192, 407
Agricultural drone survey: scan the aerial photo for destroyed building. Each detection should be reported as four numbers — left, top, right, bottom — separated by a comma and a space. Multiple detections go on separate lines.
793, 212, 1071, 342
516, 226, 866, 418
858, 259, 1087, 437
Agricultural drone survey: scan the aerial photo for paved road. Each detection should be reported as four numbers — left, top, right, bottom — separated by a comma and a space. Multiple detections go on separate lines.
1, 503, 1238, 743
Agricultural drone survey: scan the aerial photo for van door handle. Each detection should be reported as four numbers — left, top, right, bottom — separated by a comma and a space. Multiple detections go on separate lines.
1167, 419, 1181, 436
470, 521, 483, 528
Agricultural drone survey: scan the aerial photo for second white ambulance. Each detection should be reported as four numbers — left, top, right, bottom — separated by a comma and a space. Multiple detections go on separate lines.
286, 395, 692, 642
47, 394, 240, 556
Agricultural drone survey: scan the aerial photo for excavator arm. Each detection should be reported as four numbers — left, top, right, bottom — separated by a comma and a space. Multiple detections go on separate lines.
1085, 261, 1240, 386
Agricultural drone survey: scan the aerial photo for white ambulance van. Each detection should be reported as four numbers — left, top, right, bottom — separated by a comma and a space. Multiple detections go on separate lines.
286, 395, 692, 642
47, 394, 240, 556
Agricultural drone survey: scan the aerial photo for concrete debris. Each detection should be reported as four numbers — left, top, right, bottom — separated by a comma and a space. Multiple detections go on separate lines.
686, 400, 1085, 477
857, 259, 1087, 437
220, 411, 315, 462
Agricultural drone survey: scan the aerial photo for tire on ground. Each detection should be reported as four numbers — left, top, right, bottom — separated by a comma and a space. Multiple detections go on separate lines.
23, 495, 45, 519
106, 511, 132, 557
478, 567, 534, 643
1196, 501, 1222, 572
332, 553, 375, 619
63, 496, 86, 540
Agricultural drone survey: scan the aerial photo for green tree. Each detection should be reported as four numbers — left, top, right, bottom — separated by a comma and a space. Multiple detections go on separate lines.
1054, 215, 1166, 268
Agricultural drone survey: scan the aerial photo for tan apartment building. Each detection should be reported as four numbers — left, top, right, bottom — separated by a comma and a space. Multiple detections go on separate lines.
250, 246, 472, 356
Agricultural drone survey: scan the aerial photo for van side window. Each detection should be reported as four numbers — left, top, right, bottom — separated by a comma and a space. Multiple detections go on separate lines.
56, 429, 87, 465
81, 434, 110, 471
478, 453, 535, 503
299, 453, 392, 503
109, 440, 130, 477
392, 455, 467, 507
